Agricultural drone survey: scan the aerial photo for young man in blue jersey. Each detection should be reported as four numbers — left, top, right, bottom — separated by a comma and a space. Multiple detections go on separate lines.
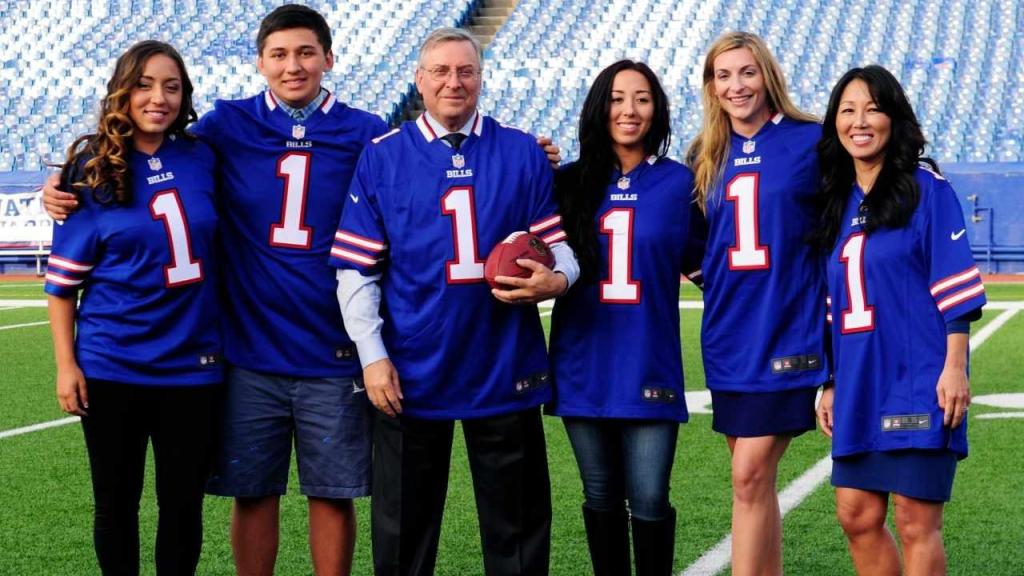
331, 28, 578, 576
45, 5, 384, 576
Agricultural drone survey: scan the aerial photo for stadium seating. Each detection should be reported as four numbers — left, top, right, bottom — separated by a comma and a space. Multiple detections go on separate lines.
0, 0, 476, 171
1, 0, 1022, 170
478, 0, 1024, 164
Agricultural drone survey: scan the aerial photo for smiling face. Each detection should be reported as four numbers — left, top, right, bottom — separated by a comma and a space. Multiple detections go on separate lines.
836, 78, 892, 170
415, 39, 481, 132
257, 27, 334, 108
607, 69, 653, 159
713, 47, 771, 137
129, 53, 182, 154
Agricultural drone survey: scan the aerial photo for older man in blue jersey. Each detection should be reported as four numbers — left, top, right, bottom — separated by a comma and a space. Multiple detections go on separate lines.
330, 27, 578, 576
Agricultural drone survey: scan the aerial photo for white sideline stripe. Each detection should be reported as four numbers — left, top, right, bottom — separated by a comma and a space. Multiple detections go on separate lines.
680, 305, 1015, 576
0, 321, 49, 331
0, 299, 47, 307
969, 308, 1019, 349
0, 416, 80, 439
0, 306, 26, 311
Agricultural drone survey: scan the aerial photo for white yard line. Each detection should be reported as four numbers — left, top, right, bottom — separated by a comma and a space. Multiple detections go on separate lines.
680, 304, 1019, 576
0, 416, 80, 440
0, 299, 47, 307
0, 321, 49, 331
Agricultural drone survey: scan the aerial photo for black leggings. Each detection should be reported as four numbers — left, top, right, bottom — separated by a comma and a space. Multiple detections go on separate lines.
80, 379, 218, 576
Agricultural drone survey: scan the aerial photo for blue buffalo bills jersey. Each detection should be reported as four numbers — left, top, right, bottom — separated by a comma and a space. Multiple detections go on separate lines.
44, 137, 222, 386
192, 91, 387, 377
549, 157, 699, 421
329, 114, 562, 419
827, 166, 985, 459
700, 115, 829, 392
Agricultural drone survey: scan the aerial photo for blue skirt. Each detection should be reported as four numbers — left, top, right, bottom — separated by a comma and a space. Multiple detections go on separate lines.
831, 449, 958, 502
710, 387, 817, 437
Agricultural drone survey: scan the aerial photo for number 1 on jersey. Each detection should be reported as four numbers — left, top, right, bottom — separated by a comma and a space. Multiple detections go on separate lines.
270, 152, 313, 249
150, 189, 203, 287
726, 173, 770, 270
442, 186, 485, 283
600, 208, 640, 303
839, 232, 875, 333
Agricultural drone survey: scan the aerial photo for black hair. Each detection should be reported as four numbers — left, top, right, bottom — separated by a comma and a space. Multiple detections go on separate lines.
556, 60, 672, 282
256, 4, 332, 55
812, 64, 935, 251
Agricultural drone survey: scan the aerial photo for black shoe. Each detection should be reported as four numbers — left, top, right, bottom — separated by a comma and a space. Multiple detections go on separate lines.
631, 508, 676, 576
582, 505, 631, 576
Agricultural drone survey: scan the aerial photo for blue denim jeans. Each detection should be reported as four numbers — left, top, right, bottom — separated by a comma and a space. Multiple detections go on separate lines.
562, 417, 679, 521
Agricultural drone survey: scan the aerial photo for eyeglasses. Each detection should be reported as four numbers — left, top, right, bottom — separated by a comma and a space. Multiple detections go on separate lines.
421, 66, 481, 82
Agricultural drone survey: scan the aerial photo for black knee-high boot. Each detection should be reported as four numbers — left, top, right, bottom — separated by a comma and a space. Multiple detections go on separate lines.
631, 507, 676, 576
582, 505, 631, 576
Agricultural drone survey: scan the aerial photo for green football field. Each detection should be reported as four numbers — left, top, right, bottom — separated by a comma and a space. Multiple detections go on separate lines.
1, 282, 1022, 575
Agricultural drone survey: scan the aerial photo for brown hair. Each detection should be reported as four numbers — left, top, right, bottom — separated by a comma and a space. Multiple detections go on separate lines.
686, 31, 817, 211
62, 40, 196, 204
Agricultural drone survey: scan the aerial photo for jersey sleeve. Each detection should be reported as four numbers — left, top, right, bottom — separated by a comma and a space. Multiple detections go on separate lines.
44, 204, 99, 298
524, 145, 565, 244
681, 199, 707, 286
922, 174, 986, 322
189, 107, 222, 149
329, 148, 389, 275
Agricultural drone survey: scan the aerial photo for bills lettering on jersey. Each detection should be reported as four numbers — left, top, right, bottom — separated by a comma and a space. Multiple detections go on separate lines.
190, 91, 388, 377
827, 167, 986, 459
329, 114, 561, 419
146, 171, 175, 185
548, 157, 697, 421
45, 138, 222, 386
700, 116, 828, 393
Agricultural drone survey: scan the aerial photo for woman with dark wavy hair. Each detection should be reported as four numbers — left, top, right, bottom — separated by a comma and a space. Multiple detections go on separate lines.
548, 59, 702, 576
46, 40, 221, 575
814, 65, 985, 575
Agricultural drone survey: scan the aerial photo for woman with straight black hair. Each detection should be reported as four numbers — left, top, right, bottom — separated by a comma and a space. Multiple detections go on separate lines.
548, 59, 702, 576
814, 64, 984, 575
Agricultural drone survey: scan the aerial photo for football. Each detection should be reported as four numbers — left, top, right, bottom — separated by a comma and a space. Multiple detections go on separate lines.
484, 231, 555, 290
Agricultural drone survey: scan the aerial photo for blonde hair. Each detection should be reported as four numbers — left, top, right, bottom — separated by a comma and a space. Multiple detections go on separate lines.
686, 31, 818, 211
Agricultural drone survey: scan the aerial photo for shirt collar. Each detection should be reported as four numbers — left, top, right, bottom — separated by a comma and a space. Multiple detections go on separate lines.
423, 110, 478, 141
276, 88, 328, 122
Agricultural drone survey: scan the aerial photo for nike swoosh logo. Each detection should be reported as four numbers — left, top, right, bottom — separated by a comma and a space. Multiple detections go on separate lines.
349, 194, 359, 204
951, 229, 966, 240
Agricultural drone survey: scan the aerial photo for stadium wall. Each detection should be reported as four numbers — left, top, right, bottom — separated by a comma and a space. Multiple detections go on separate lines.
2, 165, 1023, 273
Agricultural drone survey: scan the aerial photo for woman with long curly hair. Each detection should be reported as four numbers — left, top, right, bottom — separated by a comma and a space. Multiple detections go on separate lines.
549, 59, 702, 576
685, 31, 829, 575
45, 40, 221, 575
814, 65, 984, 575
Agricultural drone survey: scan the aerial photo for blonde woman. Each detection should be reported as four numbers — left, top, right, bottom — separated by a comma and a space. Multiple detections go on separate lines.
685, 31, 828, 575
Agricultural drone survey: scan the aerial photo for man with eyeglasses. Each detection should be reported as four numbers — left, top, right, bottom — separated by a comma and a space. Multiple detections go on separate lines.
330, 27, 578, 576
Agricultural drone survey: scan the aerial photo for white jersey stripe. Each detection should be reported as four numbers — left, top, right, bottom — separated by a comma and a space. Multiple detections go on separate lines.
47, 255, 93, 272
330, 247, 377, 267
45, 272, 83, 286
335, 231, 386, 252
529, 215, 561, 233
937, 283, 985, 312
930, 266, 980, 296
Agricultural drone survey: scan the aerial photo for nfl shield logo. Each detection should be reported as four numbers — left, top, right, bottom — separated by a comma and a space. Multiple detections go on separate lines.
148, 157, 162, 171
617, 176, 630, 190
742, 140, 756, 154
292, 124, 306, 139
452, 154, 465, 168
